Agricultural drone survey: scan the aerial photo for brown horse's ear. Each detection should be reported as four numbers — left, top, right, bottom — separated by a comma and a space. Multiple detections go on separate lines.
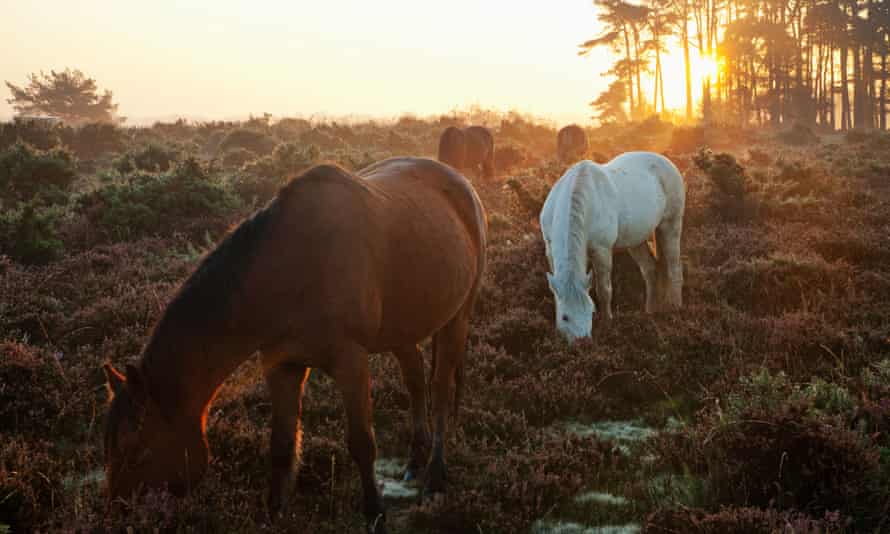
125, 364, 147, 404
103, 363, 126, 399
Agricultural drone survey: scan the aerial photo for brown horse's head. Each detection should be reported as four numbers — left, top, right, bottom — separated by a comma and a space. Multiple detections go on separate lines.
102, 363, 207, 501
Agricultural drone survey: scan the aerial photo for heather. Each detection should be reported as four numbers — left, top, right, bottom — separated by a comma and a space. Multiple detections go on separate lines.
2, 113, 890, 532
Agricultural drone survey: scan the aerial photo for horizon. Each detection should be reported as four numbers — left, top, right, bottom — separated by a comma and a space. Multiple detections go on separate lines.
2, 0, 713, 126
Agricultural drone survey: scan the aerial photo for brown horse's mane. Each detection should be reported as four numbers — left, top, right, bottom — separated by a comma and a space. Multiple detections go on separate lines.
139, 164, 368, 389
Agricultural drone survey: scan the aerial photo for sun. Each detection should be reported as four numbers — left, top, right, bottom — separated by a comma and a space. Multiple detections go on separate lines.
697, 54, 720, 83
653, 50, 724, 114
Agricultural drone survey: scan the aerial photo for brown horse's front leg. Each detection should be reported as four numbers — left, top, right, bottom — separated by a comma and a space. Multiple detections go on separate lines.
425, 316, 469, 497
263, 360, 310, 516
393, 345, 431, 482
330, 344, 387, 534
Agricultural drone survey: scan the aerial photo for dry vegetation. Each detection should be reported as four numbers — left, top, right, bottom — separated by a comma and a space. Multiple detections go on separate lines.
2, 112, 890, 533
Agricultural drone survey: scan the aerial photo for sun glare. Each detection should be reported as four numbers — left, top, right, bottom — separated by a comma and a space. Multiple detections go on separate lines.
651, 49, 724, 115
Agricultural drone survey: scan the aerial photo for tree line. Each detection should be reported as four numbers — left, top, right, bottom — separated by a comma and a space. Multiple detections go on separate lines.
582, 0, 890, 130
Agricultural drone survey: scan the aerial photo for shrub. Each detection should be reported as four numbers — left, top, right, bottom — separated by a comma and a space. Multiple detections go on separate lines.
0, 202, 65, 264
59, 122, 125, 159
221, 146, 255, 168
669, 126, 706, 154
0, 141, 77, 206
693, 148, 752, 221
720, 253, 849, 316
242, 142, 319, 179
494, 143, 529, 172
271, 117, 311, 140
747, 148, 771, 166
644, 506, 849, 533
778, 123, 819, 146
114, 142, 181, 173
299, 127, 348, 151
77, 166, 240, 241
218, 128, 277, 156
0, 119, 61, 151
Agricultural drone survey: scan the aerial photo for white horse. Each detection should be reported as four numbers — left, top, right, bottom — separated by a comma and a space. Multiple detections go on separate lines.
540, 152, 685, 340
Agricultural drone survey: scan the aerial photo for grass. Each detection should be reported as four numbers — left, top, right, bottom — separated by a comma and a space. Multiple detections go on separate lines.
1, 115, 890, 532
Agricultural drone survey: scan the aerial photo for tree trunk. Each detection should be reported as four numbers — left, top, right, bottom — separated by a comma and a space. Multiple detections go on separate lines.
623, 25, 635, 115
882, 49, 887, 130
842, 44, 851, 130
683, 18, 693, 121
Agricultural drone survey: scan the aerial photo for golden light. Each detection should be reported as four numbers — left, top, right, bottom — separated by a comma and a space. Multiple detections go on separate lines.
698, 54, 720, 82
648, 50, 724, 114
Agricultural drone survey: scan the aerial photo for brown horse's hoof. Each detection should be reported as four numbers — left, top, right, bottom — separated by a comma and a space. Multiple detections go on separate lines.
367, 513, 387, 534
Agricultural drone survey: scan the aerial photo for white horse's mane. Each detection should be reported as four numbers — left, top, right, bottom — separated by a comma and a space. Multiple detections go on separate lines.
550, 164, 597, 306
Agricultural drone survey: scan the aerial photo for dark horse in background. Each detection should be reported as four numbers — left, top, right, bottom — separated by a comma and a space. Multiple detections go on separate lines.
103, 157, 487, 534
557, 124, 589, 164
437, 125, 495, 179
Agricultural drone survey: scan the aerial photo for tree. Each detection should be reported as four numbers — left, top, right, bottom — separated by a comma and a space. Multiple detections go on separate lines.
671, 0, 696, 120
5, 69, 122, 124
581, 0, 650, 117
591, 79, 630, 123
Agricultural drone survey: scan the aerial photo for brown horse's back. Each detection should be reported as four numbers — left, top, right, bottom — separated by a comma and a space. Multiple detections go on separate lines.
438, 126, 466, 171
242, 157, 486, 355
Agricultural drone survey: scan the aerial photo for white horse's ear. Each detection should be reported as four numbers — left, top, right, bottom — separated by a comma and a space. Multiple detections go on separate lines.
546, 272, 557, 293
585, 270, 593, 289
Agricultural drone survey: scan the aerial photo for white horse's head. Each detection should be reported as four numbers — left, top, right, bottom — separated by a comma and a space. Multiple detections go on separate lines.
547, 269, 594, 341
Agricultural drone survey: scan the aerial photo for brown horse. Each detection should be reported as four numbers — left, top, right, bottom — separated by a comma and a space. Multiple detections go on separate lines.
102, 157, 487, 534
557, 124, 589, 164
437, 125, 495, 179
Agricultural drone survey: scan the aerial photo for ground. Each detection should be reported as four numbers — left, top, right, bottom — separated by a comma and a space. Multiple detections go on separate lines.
2, 115, 889, 533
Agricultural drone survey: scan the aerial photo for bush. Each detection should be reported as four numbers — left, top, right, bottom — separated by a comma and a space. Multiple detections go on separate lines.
645, 506, 848, 534
669, 126, 706, 154
0, 142, 77, 206
778, 123, 819, 146
218, 128, 277, 156
0, 119, 61, 151
77, 165, 240, 241
114, 142, 181, 173
59, 122, 125, 159
693, 148, 752, 221
220, 146, 255, 168
242, 142, 319, 179
0, 202, 65, 264
494, 143, 529, 172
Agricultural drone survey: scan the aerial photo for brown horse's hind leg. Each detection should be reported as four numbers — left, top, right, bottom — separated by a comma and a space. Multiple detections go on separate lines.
329, 344, 387, 534
424, 315, 470, 497
393, 345, 431, 482
263, 361, 310, 516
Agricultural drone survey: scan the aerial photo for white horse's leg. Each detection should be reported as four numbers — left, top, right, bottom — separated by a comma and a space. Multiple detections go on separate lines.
591, 246, 614, 320
656, 221, 683, 309
628, 241, 658, 313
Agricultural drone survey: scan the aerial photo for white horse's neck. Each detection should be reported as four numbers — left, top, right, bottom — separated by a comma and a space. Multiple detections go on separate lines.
551, 168, 592, 285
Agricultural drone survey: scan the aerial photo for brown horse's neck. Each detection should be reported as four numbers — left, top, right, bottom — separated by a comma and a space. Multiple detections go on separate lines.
139, 318, 254, 425
137, 203, 279, 427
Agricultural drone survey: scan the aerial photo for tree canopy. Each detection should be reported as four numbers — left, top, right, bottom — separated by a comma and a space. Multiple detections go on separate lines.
5, 69, 122, 124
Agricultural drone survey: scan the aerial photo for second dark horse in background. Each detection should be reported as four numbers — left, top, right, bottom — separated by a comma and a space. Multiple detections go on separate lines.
438, 125, 495, 179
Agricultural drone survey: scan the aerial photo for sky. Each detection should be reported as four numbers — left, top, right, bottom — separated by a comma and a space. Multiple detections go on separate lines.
0, 0, 681, 125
